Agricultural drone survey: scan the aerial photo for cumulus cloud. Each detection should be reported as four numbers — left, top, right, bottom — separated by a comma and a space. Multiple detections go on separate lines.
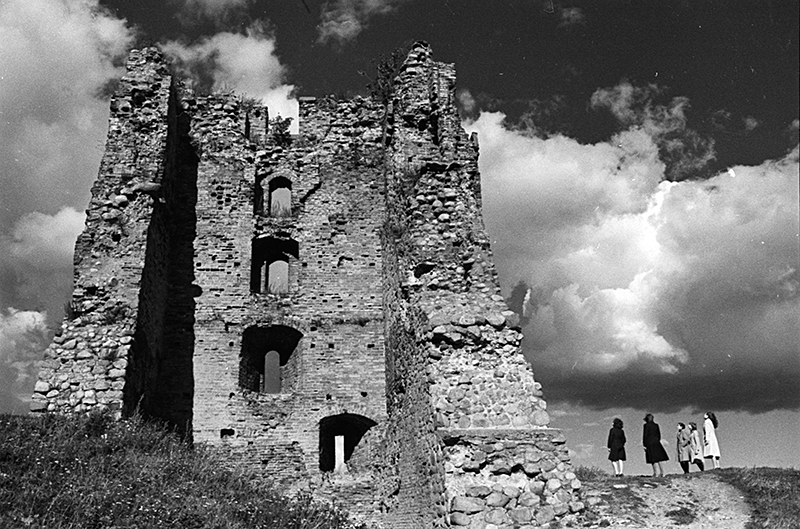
0, 308, 49, 413
317, 0, 413, 44
0, 0, 132, 318
4, 209, 85, 270
0, 208, 85, 311
180, 0, 251, 17
457, 89, 477, 116
173, 0, 253, 27
466, 112, 799, 413
162, 22, 298, 125
591, 81, 716, 180
509, 95, 571, 138
558, 7, 586, 27
0, 0, 133, 226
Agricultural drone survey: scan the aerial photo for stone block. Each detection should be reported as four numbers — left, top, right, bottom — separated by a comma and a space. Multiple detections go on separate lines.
450, 512, 471, 526
508, 507, 532, 524
484, 509, 507, 525
546, 478, 562, 492
486, 313, 506, 327
517, 492, 540, 508
535, 505, 555, 525
532, 410, 549, 426
528, 480, 545, 495
569, 501, 585, 513
466, 486, 492, 498
452, 496, 485, 513
485, 491, 509, 507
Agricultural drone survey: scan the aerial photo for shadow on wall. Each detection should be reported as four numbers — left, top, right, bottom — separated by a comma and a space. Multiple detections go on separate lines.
125, 86, 199, 437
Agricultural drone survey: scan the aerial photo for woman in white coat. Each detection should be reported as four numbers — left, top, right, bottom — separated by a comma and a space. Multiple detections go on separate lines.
703, 412, 721, 469
689, 422, 705, 471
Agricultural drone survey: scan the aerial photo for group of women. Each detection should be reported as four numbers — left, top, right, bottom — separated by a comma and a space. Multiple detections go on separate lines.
606, 412, 721, 477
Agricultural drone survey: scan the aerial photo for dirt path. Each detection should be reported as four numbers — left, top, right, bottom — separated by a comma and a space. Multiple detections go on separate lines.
573, 471, 751, 528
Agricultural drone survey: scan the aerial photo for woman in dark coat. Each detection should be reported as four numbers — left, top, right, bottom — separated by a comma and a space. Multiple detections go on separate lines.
607, 418, 626, 476
643, 413, 669, 477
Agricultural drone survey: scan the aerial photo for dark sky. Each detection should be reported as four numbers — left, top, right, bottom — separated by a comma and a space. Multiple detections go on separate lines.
102, 0, 799, 171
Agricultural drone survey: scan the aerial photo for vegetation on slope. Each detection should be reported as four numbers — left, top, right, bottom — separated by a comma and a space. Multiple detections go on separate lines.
717, 467, 800, 529
575, 465, 800, 528
0, 412, 370, 529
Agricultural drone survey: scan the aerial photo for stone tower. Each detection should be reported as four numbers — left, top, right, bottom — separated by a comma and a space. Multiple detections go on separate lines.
32, 43, 581, 528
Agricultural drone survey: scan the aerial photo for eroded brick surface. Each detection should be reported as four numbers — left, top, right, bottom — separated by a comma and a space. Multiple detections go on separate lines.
32, 42, 580, 528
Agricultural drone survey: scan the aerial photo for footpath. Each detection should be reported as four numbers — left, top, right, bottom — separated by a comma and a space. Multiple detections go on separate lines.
573, 471, 751, 528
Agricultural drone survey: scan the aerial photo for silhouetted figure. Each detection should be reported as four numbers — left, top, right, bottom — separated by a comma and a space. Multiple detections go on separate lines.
689, 422, 705, 471
643, 413, 669, 477
703, 412, 721, 469
676, 422, 692, 473
607, 417, 626, 476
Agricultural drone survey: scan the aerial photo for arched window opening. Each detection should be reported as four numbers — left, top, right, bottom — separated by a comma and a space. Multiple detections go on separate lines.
239, 325, 303, 393
267, 260, 288, 294
263, 350, 281, 393
250, 236, 299, 294
268, 176, 292, 217
319, 413, 377, 472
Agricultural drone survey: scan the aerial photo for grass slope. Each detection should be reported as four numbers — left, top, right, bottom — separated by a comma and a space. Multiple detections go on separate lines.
717, 467, 800, 529
0, 412, 371, 529
576, 465, 800, 529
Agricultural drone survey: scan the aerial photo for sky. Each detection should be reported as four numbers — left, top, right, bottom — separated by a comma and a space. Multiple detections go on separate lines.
1, 0, 798, 473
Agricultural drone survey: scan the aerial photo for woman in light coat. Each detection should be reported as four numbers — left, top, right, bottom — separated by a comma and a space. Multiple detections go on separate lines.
703, 412, 721, 469
689, 422, 704, 471
676, 423, 692, 473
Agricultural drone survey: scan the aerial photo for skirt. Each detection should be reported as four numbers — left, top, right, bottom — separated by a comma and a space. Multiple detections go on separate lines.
645, 442, 669, 464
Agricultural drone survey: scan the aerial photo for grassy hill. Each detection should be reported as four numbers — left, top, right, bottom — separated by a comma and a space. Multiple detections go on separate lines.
0, 412, 371, 529
3, 412, 797, 528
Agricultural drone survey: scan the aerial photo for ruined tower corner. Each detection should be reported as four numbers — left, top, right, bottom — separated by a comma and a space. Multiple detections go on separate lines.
30, 43, 579, 529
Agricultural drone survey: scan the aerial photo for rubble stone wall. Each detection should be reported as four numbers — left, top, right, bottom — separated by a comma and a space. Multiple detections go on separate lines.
382, 43, 584, 527
31, 49, 173, 417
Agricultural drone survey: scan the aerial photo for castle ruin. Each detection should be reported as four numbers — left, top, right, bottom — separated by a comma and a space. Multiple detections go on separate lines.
32, 42, 581, 528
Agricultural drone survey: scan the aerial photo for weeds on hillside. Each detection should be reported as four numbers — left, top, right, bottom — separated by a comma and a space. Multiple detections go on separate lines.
0, 412, 370, 529
717, 467, 800, 529
573, 465, 611, 483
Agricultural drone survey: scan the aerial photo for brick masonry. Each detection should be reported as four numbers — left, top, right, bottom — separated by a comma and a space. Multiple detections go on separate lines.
32, 42, 582, 528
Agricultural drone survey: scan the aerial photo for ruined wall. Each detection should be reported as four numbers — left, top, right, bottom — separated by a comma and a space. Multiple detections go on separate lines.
381, 43, 584, 527
33, 43, 581, 528
31, 49, 173, 417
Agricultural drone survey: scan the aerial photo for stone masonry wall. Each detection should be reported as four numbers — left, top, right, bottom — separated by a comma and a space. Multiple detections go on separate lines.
33, 43, 580, 528
31, 49, 173, 417
382, 42, 584, 528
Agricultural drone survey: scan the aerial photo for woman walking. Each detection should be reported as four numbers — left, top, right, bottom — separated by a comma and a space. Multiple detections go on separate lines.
607, 418, 627, 476
676, 423, 692, 473
703, 412, 721, 469
689, 422, 705, 471
643, 413, 669, 477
